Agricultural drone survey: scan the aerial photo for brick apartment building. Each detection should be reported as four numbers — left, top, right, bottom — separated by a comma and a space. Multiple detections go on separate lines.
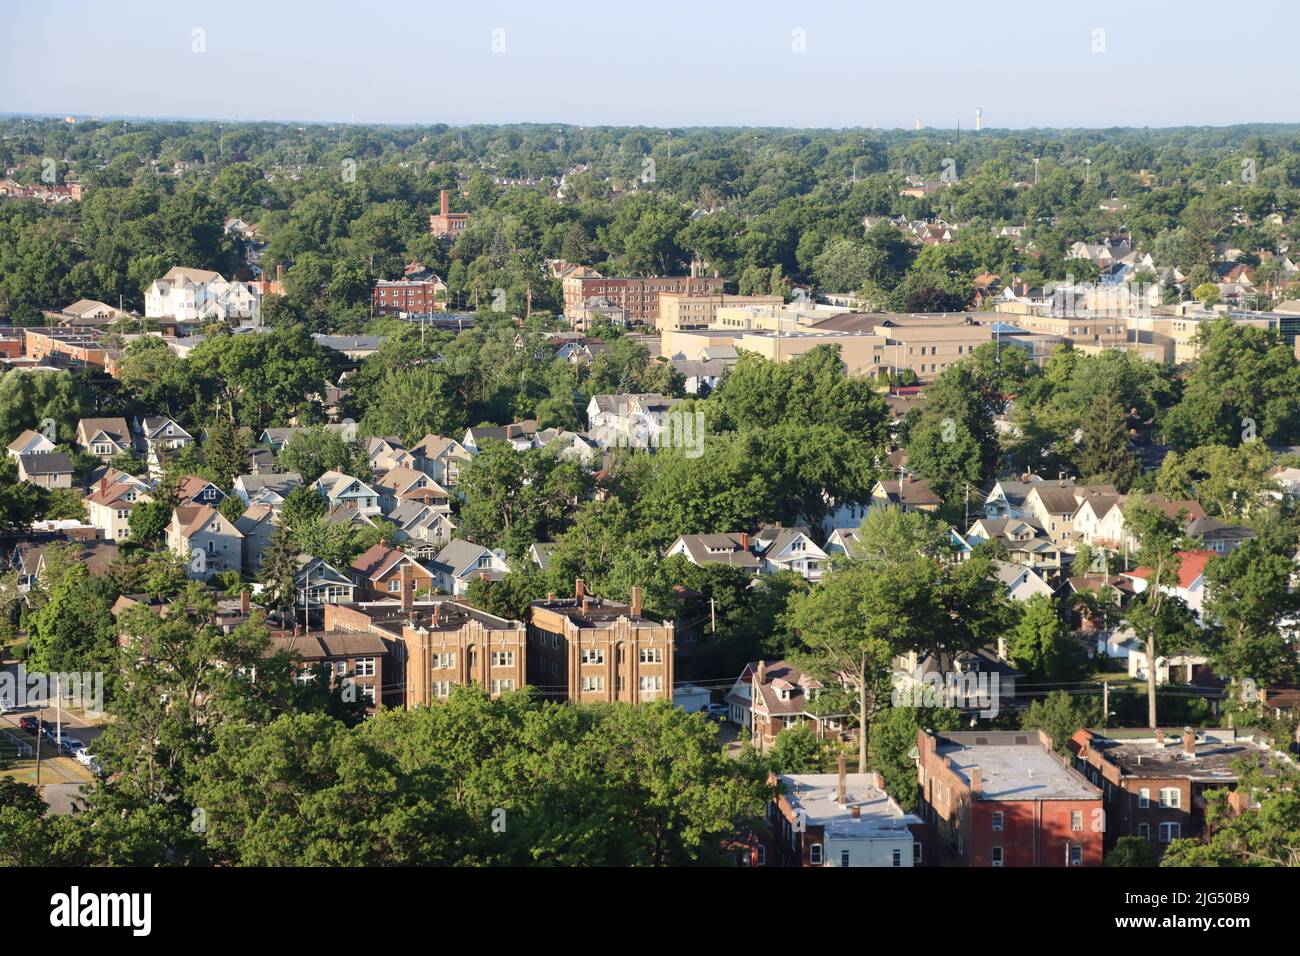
324, 564, 526, 709
917, 729, 1104, 867
1068, 727, 1275, 857
266, 629, 388, 713
562, 274, 724, 325
527, 579, 674, 703
372, 277, 446, 315
429, 189, 469, 238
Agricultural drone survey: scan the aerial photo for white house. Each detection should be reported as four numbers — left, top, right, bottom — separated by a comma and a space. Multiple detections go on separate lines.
145, 267, 260, 324
427, 539, 510, 596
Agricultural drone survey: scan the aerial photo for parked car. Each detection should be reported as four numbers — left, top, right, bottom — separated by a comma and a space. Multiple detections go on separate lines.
704, 703, 729, 722
74, 748, 101, 773
58, 736, 86, 756
18, 716, 39, 734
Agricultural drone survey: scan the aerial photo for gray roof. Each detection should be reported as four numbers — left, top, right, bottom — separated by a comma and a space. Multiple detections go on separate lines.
933, 732, 1101, 801
18, 452, 74, 475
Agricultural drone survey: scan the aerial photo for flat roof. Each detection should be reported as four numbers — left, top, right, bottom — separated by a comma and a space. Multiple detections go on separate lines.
781, 774, 920, 838
936, 733, 1100, 801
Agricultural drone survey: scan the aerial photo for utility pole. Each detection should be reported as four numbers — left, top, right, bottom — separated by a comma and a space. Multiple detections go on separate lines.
710, 597, 716, 635
1102, 680, 1109, 728
33, 703, 42, 787
55, 674, 61, 753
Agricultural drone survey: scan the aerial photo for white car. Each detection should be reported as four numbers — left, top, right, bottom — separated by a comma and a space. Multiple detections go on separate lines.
74, 748, 101, 773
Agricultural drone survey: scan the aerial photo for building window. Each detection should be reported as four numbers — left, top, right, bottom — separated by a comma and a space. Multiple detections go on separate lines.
808, 843, 823, 866
639, 676, 662, 693
992, 811, 1004, 832
388, 579, 401, 592
1071, 810, 1083, 832
891, 848, 901, 867
581, 676, 604, 693
355, 658, 375, 677
1069, 844, 1083, 865
491, 679, 515, 694
1138, 788, 1150, 809
580, 648, 605, 665
638, 647, 662, 664
1138, 823, 1150, 839
1158, 788, 1181, 809
432, 681, 451, 698
1159, 822, 1181, 843
361, 686, 376, 704
991, 846, 1004, 867
491, 651, 514, 668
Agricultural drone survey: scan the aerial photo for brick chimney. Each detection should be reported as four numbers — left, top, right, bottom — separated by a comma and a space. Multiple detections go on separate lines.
1182, 727, 1196, 756
739, 532, 749, 550
837, 751, 847, 806
240, 589, 250, 614
630, 585, 642, 618
400, 563, 413, 612
574, 577, 585, 600
970, 767, 982, 796
439, 189, 449, 216
850, 805, 861, 819
755, 661, 766, 685
98, 476, 107, 496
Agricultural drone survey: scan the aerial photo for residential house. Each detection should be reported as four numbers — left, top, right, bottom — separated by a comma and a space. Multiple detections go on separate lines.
76, 417, 131, 460
527, 582, 674, 703
993, 560, 1055, 602
166, 504, 243, 580
294, 556, 356, 615
233, 504, 279, 574
427, 539, 510, 596
870, 477, 943, 513
916, 729, 1104, 867
664, 532, 763, 574
462, 421, 539, 454
965, 516, 1062, 574
7, 428, 56, 459
133, 416, 194, 479
983, 476, 1046, 519
409, 434, 472, 488
585, 393, 681, 449
386, 500, 458, 553
233, 472, 303, 509
313, 470, 381, 515
753, 525, 828, 581
769, 764, 924, 867
1121, 549, 1215, 624
528, 542, 557, 573
84, 473, 152, 541
1023, 481, 1117, 546
375, 466, 451, 514
1185, 517, 1257, 555
1072, 494, 1206, 553
349, 543, 434, 602
16, 452, 74, 489
730, 659, 851, 750
175, 475, 225, 507
145, 266, 260, 324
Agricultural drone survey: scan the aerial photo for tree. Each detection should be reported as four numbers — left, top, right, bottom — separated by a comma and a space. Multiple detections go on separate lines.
1160, 763, 1300, 867
1074, 391, 1140, 491
128, 499, 171, 546
1193, 282, 1220, 307
202, 417, 251, 489
0, 457, 50, 534
278, 426, 361, 484
1006, 594, 1079, 681
260, 524, 299, 620
458, 442, 591, 556
870, 703, 959, 812
1107, 835, 1160, 867
1202, 538, 1300, 687
1019, 690, 1101, 756
768, 724, 830, 774
1122, 499, 1199, 728
280, 483, 326, 531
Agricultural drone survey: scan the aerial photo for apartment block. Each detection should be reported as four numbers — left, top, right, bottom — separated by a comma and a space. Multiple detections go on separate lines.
527, 580, 674, 703
917, 729, 1104, 867
563, 274, 724, 325
656, 293, 783, 332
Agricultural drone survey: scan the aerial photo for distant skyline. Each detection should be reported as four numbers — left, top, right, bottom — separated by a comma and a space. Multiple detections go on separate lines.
2, 1, 1297, 130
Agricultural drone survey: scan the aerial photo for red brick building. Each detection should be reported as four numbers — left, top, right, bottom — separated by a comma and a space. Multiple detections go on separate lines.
429, 189, 469, 238
561, 274, 724, 325
917, 729, 1104, 867
1068, 727, 1276, 857
266, 629, 388, 713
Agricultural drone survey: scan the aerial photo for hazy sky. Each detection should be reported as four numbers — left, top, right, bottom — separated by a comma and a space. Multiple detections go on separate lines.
2, 0, 1296, 129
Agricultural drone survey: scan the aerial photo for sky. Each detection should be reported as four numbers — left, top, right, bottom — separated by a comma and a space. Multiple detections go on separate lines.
1, 0, 1296, 129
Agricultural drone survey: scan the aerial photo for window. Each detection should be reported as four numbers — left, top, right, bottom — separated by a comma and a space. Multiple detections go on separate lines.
491, 679, 515, 694
808, 843, 823, 866
1071, 810, 1083, 832
640, 676, 662, 693
355, 658, 375, 677
991, 846, 1004, 867
843, 850, 852, 867
1137, 823, 1150, 839
581, 676, 604, 693
361, 686, 375, 704
891, 849, 901, 867
913, 842, 923, 864
991, 811, 1004, 832
1159, 822, 1181, 843
490, 651, 514, 668
433, 652, 455, 669
1069, 845, 1083, 865
1158, 788, 1181, 809
432, 681, 451, 698
1138, 788, 1150, 809
639, 647, 662, 664
388, 579, 401, 592
580, 648, 605, 665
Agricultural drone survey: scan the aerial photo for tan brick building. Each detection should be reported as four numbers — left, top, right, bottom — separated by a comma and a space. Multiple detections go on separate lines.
527, 580, 674, 703
563, 275, 724, 325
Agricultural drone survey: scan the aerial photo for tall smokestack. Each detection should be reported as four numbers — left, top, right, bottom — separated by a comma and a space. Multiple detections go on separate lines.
837, 752, 847, 806
439, 189, 449, 217
574, 577, 584, 600
630, 585, 642, 618
400, 563, 413, 612
975, 108, 982, 132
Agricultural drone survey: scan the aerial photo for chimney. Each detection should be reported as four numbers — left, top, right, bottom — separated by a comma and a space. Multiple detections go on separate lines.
630, 585, 643, 618
574, 577, 585, 600
872, 771, 885, 791
240, 589, 250, 614
98, 476, 107, 496
439, 189, 449, 217
400, 563, 413, 612
837, 752, 847, 806
431, 602, 441, 626
970, 767, 982, 796
581, 596, 591, 615
739, 532, 749, 550
1182, 727, 1196, 755
850, 805, 861, 819
755, 661, 767, 685
275, 263, 284, 283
